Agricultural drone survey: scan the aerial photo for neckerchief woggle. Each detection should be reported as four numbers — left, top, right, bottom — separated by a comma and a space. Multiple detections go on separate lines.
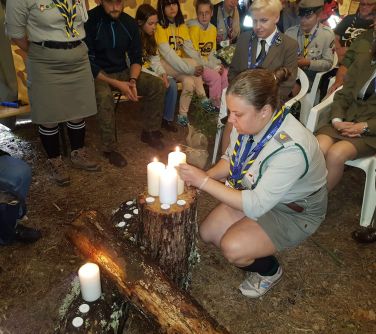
52, 0, 79, 38
247, 32, 280, 69
227, 106, 288, 189
297, 23, 319, 57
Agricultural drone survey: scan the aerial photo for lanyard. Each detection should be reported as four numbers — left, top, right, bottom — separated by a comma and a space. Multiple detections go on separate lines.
220, 5, 232, 37
297, 24, 319, 57
227, 106, 288, 189
247, 32, 280, 69
52, 0, 79, 38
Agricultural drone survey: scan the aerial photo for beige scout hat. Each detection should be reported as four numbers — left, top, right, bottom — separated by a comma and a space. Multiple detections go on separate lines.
298, 0, 324, 17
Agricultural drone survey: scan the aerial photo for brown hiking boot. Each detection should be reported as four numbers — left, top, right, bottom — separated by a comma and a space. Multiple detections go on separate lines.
47, 156, 70, 186
70, 147, 100, 171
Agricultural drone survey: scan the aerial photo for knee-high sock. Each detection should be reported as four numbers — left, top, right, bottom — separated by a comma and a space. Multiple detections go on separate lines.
66, 120, 85, 151
238, 256, 279, 276
38, 125, 60, 158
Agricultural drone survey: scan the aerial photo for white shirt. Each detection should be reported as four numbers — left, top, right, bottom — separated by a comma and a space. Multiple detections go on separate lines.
256, 28, 278, 58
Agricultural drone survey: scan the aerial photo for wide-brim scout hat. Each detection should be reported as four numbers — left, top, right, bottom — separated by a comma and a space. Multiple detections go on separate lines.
298, 0, 324, 17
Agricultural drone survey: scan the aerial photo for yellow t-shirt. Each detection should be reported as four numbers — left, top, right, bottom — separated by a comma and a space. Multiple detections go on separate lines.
189, 23, 217, 59
155, 23, 191, 58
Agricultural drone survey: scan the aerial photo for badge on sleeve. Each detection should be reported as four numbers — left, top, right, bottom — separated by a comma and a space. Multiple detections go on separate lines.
274, 131, 293, 146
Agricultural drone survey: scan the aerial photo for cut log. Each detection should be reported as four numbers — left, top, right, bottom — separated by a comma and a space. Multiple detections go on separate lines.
138, 187, 198, 289
66, 210, 231, 334
54, 274, 129, 334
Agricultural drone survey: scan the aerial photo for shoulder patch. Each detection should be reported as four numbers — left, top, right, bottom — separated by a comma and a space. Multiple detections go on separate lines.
274, 131, 293, 145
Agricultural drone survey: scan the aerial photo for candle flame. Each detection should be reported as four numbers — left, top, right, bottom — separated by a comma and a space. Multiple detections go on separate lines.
175, 146, 180, 152
153, 157, 158, 162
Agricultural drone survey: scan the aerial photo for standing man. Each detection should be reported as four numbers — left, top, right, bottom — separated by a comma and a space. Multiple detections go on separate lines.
85, 0, 166, 168
285, 0, 335, 84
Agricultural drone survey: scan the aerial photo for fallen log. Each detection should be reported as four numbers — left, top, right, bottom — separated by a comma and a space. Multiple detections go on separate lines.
66, 210, 231, 334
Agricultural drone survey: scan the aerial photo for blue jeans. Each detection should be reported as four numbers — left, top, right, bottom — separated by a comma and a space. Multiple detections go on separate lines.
163, 77, 178, 122
0, 155, 31, 244
0, 155, 31, 200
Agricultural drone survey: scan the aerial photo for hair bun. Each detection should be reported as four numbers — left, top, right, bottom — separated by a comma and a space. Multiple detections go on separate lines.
273, 67, 291, 86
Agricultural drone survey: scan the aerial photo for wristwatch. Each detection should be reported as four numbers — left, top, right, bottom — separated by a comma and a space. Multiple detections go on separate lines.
362, 123, 370, 136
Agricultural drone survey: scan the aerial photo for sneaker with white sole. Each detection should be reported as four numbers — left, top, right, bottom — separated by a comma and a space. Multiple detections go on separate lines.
47, 156, 70, 186
239, 266, 283, 298
70, 147, 100, 171
177, 114, 189, 127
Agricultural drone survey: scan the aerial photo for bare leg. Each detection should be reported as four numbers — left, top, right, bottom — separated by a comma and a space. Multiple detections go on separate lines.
325, 140, 357, 191
316, 134, 336, 157
199, 203, 276, 267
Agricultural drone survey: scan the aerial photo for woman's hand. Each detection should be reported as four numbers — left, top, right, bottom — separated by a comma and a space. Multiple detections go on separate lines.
334, 121, 366, 138
176, 163, 207, 188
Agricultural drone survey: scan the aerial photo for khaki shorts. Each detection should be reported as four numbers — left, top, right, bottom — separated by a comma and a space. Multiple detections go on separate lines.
256, 186, 328, 252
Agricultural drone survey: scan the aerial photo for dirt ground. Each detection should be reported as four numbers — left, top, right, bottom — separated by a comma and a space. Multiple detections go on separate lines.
0, 102, 375, 334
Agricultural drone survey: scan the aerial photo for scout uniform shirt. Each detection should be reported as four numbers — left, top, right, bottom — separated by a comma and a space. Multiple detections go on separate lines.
285, 23, 335, 73
6, 0, 87, 42
223, 112, 327, 220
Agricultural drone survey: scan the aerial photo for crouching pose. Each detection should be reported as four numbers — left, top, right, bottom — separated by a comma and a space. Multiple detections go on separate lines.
177, 68, 327, 297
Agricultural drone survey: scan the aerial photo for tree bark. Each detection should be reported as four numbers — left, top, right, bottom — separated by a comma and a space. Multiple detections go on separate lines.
66, 210, 231, 334
137, 187, 198, 289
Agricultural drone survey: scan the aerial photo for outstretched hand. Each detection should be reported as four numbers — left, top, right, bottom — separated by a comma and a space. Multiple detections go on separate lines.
176, 163, 207, 189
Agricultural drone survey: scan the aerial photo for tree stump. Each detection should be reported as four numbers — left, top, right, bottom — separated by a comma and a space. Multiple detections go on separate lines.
137, 187, 198, 289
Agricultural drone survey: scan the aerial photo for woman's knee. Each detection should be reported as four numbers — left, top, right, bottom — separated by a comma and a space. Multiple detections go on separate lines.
220, 234, 247, 264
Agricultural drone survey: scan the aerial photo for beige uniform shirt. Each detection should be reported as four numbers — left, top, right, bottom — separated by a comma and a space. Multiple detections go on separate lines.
5, 0, 88, 42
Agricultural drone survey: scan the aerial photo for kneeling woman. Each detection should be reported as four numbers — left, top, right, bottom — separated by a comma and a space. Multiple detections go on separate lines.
177, 68, 327, 298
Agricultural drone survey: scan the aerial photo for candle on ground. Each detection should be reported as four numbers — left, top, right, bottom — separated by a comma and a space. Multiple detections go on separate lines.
168, 147, 186, 195
147, 158, 165, 196
159, 166, 178, 205
78, 263, 102, 302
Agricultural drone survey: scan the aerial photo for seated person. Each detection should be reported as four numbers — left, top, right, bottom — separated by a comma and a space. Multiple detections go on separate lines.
221, 0, 298, 154
0, 151, 41, 245
334, 0, 375, 63
328, 7, 375, 94
316, 43, 376, 193
85, 0, 166, 168
177, 67, 327, 298
187, 0, 229, 109
210, 0, 244, 49
136, 4, 178, 133
285, 0, 335, 84
277, 0, 300, 33
155, 0, 216, 127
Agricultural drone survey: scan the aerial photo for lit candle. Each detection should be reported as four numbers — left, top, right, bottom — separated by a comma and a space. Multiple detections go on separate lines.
159, 166, 178, 205
78, 263, 102, 302
147, 158, 165, 196
168, 147, 186, 195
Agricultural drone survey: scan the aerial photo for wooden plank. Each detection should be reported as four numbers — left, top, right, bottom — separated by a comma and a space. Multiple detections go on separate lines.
0, 105, 30, 119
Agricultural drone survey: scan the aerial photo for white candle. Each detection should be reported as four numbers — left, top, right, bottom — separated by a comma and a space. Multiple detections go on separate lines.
78, 263, 102, 302
147, 158, 165, 196
159, 166, 178, 205
168, 147, 186, 195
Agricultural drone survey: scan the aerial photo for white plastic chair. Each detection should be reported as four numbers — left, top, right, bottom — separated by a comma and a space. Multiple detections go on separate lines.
211, 88, 228, 165
301, 52, 338, 124
306, 89, 376, 228
211, 69, 310, 165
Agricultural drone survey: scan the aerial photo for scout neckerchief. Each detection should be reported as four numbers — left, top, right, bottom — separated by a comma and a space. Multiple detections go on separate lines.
52, 0, 79, 38
221, 5, 233, 40
227, 106, 288, 189
297, 23, 319, 57
247, 31, 280, 69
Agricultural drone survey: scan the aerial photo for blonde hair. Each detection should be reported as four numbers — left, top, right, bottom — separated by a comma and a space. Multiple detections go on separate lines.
251, 0, 283, 16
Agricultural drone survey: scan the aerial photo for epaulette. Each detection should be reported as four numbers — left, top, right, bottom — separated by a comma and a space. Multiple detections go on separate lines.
274, 131, 295, 147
